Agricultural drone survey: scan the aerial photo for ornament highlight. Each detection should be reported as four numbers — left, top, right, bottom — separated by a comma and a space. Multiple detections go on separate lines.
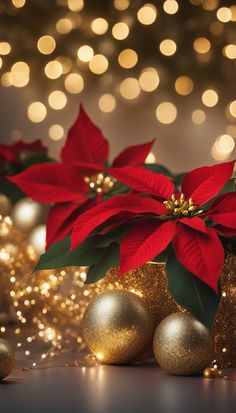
0, 339, 15, 380
83, 290, 154, 364
11, 198, 47, 233
203, 367, 222, 379
28, 224, 46, 256
153, 313, 214, 375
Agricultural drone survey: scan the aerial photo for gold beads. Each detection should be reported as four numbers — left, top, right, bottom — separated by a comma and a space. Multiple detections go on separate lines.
84, 173, 116, 194
0, 339, 15, 380
163, 193, 197, 216
83, 290, 154, 364
153, 313, 214, 375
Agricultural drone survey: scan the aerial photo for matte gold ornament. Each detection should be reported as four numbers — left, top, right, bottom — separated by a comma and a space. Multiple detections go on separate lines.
0, 194, 12, 216
83, 290, 154, 364
0, 339, 15, 380
153, 313, 214, 375
11, 198, 48, 233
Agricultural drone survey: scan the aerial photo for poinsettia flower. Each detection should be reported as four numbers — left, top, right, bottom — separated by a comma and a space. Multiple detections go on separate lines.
71, 160, 236, 292
8, 105, 155, 248
0, 139, 47, 164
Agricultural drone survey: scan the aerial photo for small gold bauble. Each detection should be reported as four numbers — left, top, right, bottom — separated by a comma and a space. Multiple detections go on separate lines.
28, 224, 46, 256
203, 367, 222, 379
0, 339, 15, 380
11, 198, 47, 233
83, 290, 154, 364
153, 313, 214, 375
0, 194, 12, 216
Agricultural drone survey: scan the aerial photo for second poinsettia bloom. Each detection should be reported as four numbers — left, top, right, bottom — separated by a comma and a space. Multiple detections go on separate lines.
71, 160, 236, 293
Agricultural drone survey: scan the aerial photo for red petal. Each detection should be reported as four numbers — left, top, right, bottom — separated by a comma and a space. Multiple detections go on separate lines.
0, 145, 17, 163
46, 198, 88, 248
174, 224, 224, 292
208, 192, 236, 230
8, 163, 87, 203
61, 105, 109, 166
112, 139, 155, 167
181, 160, 235, 206
71, 194, 166, 249
120, 220, 176, 274
179, 217, 207, 233
109, 166, 174, 199
12, 139, 47, 154
214, 225, 236, 237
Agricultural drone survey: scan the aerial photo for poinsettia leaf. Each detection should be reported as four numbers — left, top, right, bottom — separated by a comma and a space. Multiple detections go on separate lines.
85, 243, 120, 283
167, 249, 221, 329
179, 217, 207, 233
112, 139, 155, 167
61, 105, 109, 166
144, 163, 173, 177
181, 160, 235, 206
108, 166, 174, 199
173, 224, 224, 292
12, 139, 47, 154
8, 163, 86, 203
0, 175, 24, 203
0, 145, 17, 163
208, 192, 236, 230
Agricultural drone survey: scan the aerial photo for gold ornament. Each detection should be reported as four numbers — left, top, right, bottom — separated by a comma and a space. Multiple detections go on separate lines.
11, 198, 48, 233
0, 194, 12, 216
28, 224, 46, 256
203, 367, 222, 379
0, 339, 15, 380
83, 290, 154, 364
153, 313, 214, 375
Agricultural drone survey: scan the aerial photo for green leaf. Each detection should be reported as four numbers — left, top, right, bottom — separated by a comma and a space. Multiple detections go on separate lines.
218, 178, 235, 195
0, 176, 25, 204
86, 243, 120, 283
22, 154, 53, 169
220, 236, 236, 255
144, 163, 173, 177
166, 250, 220, 329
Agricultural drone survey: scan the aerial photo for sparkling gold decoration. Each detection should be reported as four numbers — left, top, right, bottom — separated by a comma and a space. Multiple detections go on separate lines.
84, 173, 116, 194
11, 198, 47, 233
0, 339, 15, 380
83, 290, 154, 364
153, 313, 214, 375
203, 367, 222, 379
163, 193, 198, 216
0, 194, 12, 216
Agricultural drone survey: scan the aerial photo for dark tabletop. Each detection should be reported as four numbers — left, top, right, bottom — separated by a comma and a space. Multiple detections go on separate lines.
1, 355, 236, 413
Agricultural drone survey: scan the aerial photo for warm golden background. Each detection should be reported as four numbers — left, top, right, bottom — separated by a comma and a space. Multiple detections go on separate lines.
0, 0, 236, 173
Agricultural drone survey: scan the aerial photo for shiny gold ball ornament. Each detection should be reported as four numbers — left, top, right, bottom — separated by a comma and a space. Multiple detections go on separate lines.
153, 313, 214, 375
0, 193, 12, 216
83, 290, 154, 364
11, 198, 48, 233
0, 339, 15, 380
203, 367, 222, 379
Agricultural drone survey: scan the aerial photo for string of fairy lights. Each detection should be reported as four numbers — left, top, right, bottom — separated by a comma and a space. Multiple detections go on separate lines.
0, 0, 236, 161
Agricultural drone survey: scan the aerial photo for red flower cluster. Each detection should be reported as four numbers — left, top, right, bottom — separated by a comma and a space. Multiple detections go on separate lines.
0, 140, 46, 164
9, 105, 154, 248
70, 161, 236, 292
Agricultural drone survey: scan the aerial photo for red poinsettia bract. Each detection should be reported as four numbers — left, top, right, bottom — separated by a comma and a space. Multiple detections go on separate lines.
8, 105, 154, 248
71, 161, 236, 292
0, 140, 46, 164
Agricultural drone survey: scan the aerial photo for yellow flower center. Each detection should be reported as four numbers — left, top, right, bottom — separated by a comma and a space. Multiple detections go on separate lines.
163, 193, 197, 216
84, 173, 116, 194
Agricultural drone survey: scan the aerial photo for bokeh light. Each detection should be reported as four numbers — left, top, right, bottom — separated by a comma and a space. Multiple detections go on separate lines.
49, 124, 64, 141
0, 42, 11, 55
114, 0, 129, 11
37, 36, 56, 55
64, 73, 84, 94
202, 89, 218, 107
163, 0, 179, 14
89, 54, 109, 74
120, 78, 140, 100
28, 102, 47, 123
91, 18, 109, 35
98, 94, 116, 112
12, 0, 26, 7
175, 75, 194, 95
11, 61, 30, 87
68, 0, 84, 12
56, 18, 73, 35
193, 37, 211, 54
118, 49, 138, 69
223, 44, 236, 60
44, 61, 63, 79
139, 67, 159, 92
216, 7, 232, 23
155, 102, 177, 124
159, 39, 177, 56
77, 45, 94, 62
56, 56, 72, 74
137, 4, 157, 25
112, 22, 129, 40
48, 90, 67, 110
228, 101, 236, 118
192, 109, 206, 124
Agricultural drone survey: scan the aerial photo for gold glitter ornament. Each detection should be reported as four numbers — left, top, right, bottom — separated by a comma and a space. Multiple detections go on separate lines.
153, 313, 214, 375
11, 198, 48, 233
83, 290, 154, 364
0, 194, 12, 216
0, 339, 15, 380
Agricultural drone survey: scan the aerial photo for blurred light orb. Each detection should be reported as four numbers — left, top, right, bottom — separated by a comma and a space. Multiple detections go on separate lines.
145, 152, 156, 163
1, 72, 13, 87
192, 109, 206, 124
28, 102, 47, 123
211, 145, 229, 161
28, 225, 46, 256
68, 0, 84, 12
89, 54, 109, 74
163, 0, 179, 14
229, 101, 236, 118
11, 61, 30, 87
49, 124, 64, 141
77, 45, 94, 62
56, 18, 73, 34
0, 57, 2, 69
114, 0, 129, 11
112, 22, 129, 40
64, 73, 84, 94
120, 78, 140, 100
202, 89, 218, 107
156, 102, 177, 124
175, 76, 193, 95
56, 56, 72, 74
193, 37, 211, 54
12, 0, 26, 8
202, 0, 219, 11
12, 198, 46, 233
98, 94, 116, 113
118, 49, 138, 69
210, 21, 224, 36
223, 44, 236, 59
48, 90, 67, 110
217, 7, 232, 23
159, 39, 177, 56
139, 67, 159, 92
44, 61, 63, 79
91, 18, 109, 35
137, 4, 157, 25
226, 124, 236, 138
0, 42, 11, 55
214, 134, 235, 155
231, 5, 236, 21
37, 36, 56, 55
